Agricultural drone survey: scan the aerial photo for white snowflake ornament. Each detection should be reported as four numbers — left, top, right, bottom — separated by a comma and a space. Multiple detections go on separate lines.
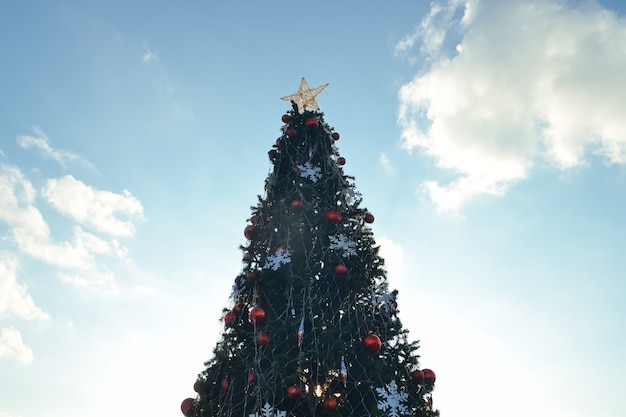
263, 247, 292, 271
329, 233, 357, 257
296, 162, 322, 183
376, 381, 409, 417
249, 402, 287, 417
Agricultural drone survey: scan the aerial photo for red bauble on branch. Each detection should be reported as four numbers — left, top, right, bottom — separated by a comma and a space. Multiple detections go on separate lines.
244, 225, 257, 240
337, 157, 346, 166
290, 200, 304, 211
305, 117, 319, 127
364, 213, 375, 223
287, 385, 302, 400
332, 132, 340, 140
287, 128, 297, 137
326, 210, 342, 224
248, 370, 255, 385
333, 264, 348, 276
411, 369, 424, 384
282, 114, 291, 123
224, 311, 236, 326
249, 306, 266, 325
222, 377, 230, 393
181, 398, 195, 415
422, 368, 436, 385
363, 334, 382, 353
324, 398, 338, 411
193, 379, 202, 392
258, 332, 270, 345
247, 270, 259, 282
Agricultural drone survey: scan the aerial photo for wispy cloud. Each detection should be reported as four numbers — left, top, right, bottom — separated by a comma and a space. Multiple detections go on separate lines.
42, 175, 145, 237
397, 0, 626, 212
0, 253, 49, 320
0, 326, 33, 364
380, 153, 395, 175
16, 127, 94, 170
142, 44, 158, 63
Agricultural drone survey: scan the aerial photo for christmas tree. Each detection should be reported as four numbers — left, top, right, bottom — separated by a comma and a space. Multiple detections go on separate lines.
181, 78, 438, 417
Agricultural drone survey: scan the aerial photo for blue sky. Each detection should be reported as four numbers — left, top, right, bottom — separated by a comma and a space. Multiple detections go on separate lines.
1, 1, 625, 416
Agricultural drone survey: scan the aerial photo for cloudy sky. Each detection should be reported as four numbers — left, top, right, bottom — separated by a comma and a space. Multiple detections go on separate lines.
1, 1, 625, 416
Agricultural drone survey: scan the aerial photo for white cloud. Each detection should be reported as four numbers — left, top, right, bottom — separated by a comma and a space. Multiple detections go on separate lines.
397, 0, 626, 212
0, 253, 49, 320
42, 175, 145, 237
380, 153, 395, 175
0, 326, 33, 364
142, 47, 157, 63
377, 236, 407, 285
16, 126, 93, 169
0, 165, 133, 293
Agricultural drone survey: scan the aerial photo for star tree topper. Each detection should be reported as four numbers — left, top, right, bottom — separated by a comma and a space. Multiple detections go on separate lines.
281, 77, 329, 112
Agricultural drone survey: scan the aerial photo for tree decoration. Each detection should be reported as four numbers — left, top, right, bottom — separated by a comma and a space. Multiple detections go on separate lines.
324, 398, 338, 411
333, 264, 348, 276
263, 247, 292, 271
297, 317, 305, 346
247, 270, 259, 282
244, 225, 257, 240
326, 210, 342, 224
422, 369, 436, 385
296, 162, 322, 182
364, 213, 375, 223
305, 117, 319, 127
337, 157, 346, 166
376, 381, 409, 417
258, 332, 270, 345
411, 369, 424, 384
282, 114, 291, 123
332, 132, 340, 140
248, 370, 255, 386
224, 311, 236, 326
341, 356, 347, 387
222, 377, 230, 393
249, 403, 287, 417
287, 128, 298, 137
181, 398, 195, 415
280, 77, 329, 112
290, 200, 304, 211
329, 234, 357, 257
286, 385, 302, 400
249, 306, 266, 325
364, 334, 382, 353
193, 379, 202, 392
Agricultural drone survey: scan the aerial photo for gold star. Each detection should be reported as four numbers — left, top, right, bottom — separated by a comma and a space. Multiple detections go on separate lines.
281, 77, 329, 112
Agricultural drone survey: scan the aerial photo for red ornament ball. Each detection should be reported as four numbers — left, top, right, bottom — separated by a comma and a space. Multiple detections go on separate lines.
290, 200, 304, 211
324, 398, 338, 411
332, 132, 340, 140
258, 332, 270, 345
363, 334, 382, 353
282, 114, 291, 123
193, 379, 202, 392
233, 303, 244, 313
224, 310, 236, 326
287, 385, 302, 400
326, 210, 342, 224
248, 370, 255, 385
222, 377, 230, 393
247, 270, 259, 282
411, 369, 424, 384
337, 157, 346, 166
305, 118, 319, 127
333, 264, 348, 276
422, 368, 436, 385
364, 213, 375, 223
244, 225, 257, 240
181, 398, 195, 415
287, 128, 297, 137
249, 306, 266, 325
